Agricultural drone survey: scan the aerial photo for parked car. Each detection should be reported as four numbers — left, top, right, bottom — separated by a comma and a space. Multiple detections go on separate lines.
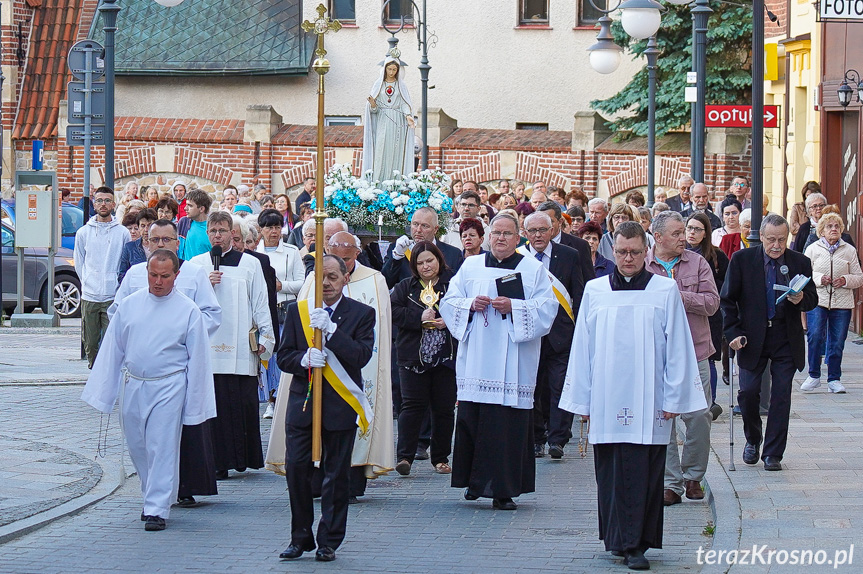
0, 199, 84, 251
1, 221, 81, 318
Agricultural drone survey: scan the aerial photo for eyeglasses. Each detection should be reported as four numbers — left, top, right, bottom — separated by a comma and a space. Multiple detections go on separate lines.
411, 222, 433, 230
93, 198, 113, 205
685, 225, 705, 233
525, 227, 551, 235
149, 237, 177, 244
732, 182, 747, 187
808, 203, 826, 210
614, 249, 645, 259
489, 231, 517, 239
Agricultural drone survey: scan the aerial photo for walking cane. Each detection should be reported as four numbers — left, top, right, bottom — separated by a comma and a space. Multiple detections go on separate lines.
728, 346, 738, 471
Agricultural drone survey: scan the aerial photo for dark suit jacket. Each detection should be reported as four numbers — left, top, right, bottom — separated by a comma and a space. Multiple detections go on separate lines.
558, 232, 596, 285
543, 242, 585, 355
242, 250, 281, 349
294, 191, 311, 214
381, 240, 463, 289
665, 195, 685, 212
720, 246, 818, 372
277, 297, 376, 431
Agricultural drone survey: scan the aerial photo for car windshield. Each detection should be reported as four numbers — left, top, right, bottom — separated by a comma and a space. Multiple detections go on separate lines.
1, 203, 12, 226
1, 224, 13, 252
62, 206, 84, 236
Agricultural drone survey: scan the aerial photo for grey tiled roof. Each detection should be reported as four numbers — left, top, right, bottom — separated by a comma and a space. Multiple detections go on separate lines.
90, 0, 314, 76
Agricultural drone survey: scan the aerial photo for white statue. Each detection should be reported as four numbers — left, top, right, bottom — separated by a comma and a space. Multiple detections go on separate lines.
362, 57, 416, 182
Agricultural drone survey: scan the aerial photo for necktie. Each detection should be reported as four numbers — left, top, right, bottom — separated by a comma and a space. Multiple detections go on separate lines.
325, 307, 333, 317
766, 259, 776, 320
535, 251, 544, 262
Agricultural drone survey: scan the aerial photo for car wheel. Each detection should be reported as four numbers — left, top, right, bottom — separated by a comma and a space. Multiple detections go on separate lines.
42, 274, 82, 318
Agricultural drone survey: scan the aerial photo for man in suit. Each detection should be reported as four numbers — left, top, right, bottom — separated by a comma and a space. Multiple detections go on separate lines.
665, 175, 694, 213
294, 177, 315, 214
721, 214, 818, 471
681, 183, 722, 232
277, 254, 376, 562
587, 197, 609, 234
522, 212, 585, 459
381, 206, 463, 289
537, 200, 596, 287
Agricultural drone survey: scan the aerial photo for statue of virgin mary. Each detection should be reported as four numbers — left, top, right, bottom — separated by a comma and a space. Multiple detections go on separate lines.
362, 57, 416, 182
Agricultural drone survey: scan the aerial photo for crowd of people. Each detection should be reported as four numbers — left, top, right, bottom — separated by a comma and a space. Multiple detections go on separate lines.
73, 173, 862, 570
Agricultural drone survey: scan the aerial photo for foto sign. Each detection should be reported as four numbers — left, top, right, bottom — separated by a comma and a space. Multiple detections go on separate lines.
705, 105, 779, 128
820, 0, 863, 19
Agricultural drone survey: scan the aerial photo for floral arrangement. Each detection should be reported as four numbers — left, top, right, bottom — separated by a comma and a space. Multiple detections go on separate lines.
312, 164, 454, 235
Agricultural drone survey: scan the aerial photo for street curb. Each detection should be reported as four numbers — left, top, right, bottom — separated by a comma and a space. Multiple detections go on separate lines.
0, 456, 125, 545
700, 447, 742, 574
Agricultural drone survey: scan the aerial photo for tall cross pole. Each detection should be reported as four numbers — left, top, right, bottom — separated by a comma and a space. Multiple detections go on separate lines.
301, 4, 340, 462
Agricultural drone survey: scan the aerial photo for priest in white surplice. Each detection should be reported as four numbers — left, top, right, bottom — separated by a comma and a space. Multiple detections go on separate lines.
266, 231, 394, 498
111, 219, 222, 507
439, 214, 557, 510
188, 211, 275, 479
559, 222, 707, 571
81, 250, 215, 532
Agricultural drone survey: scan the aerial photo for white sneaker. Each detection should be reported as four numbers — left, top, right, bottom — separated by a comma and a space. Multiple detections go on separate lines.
263, 403, 275, 419
800, 377, 822, 391
828, 381, 847, 394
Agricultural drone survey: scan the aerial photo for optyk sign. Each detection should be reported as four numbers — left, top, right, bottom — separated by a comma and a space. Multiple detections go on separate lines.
705, 105, 779, 128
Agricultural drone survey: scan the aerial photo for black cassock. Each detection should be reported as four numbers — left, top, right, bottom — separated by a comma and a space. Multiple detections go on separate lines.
178, 421, 218, 497
451, 251, 535, 500
593, 267, 665, 552
211, 249, 265, 473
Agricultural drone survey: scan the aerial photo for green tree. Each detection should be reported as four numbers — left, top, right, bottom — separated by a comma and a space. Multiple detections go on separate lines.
590, 3, 752, 138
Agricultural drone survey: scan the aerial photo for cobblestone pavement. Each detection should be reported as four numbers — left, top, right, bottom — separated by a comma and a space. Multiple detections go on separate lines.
7, 328, 863, 572
0, 319, 89, 385
0, 382, 713, 573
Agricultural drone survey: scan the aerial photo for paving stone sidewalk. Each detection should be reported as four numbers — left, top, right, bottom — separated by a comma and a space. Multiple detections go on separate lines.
0, 381, 713, 573
704, 333, 863, 573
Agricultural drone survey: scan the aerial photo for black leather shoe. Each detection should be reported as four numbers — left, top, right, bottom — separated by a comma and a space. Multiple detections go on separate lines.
763, 456, 782, 471
492, 498, 517, 510
548, 444, 564, 459
144, 515, 166, 531
534, 444, 546, 458
415, 448, 430, 461
280, 542, 315, 559
348, 496, 359, 505
176, 496, 196, 507
623, 549, 650, 570
215, 470, 229, 480
743, 443, 760, 465
315, 546, 336, 562
463, 488, 479, 501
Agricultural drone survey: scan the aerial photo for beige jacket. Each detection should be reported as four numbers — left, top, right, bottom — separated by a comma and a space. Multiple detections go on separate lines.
804, 240, 863, 309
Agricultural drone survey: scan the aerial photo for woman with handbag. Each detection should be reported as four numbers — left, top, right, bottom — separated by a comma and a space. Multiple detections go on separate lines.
257, 208, 305, 418
391, 241, 458, 475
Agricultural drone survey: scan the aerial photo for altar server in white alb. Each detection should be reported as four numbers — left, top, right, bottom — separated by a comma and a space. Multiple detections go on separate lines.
81, 250, 216, 532
440, 213, 557, 511
559, 222, 707, 571
110, 219, 221, 507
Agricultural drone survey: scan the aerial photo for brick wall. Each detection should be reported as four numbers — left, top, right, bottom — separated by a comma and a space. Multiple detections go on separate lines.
26, 116, 749, 204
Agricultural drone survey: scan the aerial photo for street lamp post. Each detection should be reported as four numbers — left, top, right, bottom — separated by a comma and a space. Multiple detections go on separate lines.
586, 0, 663, 206
99, 0, 120, 190
749, 0, 764, 246
382, 0, 433, 170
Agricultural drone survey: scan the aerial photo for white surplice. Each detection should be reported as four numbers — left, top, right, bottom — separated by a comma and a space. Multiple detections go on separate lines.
439, 254, 557, 409
81, 289, 216, 519
559, 275, 707, 445
266, 261, 394, 477
110, 261, 221, 336
188, 251, 274, 375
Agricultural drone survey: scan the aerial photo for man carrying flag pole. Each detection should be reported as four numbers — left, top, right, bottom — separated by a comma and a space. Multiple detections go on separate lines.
277, 254, 376, 562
